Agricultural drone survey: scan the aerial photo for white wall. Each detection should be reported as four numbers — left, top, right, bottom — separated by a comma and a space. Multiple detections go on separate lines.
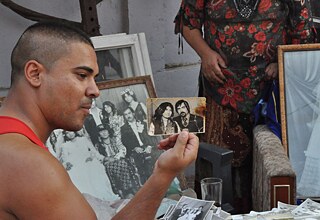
0, 0, 200, 98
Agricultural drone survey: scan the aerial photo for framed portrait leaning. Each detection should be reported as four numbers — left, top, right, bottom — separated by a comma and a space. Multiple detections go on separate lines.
91, 33, 153, 82
46, 75, 164, 201
278, 43, 320, 199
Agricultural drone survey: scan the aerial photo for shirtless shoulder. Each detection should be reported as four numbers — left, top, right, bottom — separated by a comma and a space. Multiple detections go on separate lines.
0, 133, 96, 220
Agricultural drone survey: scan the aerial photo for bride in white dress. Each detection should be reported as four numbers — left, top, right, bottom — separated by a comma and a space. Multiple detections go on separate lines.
298, 82, 320, 197
56, 129, 119, 201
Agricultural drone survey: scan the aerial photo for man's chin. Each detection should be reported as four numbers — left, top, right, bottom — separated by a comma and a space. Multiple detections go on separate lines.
60, 121, 84, 131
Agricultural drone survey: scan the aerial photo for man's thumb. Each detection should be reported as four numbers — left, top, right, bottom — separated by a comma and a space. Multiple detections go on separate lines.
173, 130, 189, 154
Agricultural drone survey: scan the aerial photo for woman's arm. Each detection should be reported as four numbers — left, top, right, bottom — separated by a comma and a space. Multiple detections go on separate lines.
182, 26, 226, 84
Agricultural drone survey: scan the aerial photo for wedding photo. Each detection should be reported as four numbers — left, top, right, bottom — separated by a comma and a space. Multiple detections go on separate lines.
46, 76, 162, 201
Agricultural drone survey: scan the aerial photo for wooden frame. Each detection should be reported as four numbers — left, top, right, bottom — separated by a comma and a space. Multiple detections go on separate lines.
91, 33, 153, 81
278, 43, 320, 199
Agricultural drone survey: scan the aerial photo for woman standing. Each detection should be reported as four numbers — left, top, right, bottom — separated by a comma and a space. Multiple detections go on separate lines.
174, 0, 315, 213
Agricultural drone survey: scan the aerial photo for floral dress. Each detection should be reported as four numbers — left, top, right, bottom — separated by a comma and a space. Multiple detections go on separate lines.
175, 0, 315, 113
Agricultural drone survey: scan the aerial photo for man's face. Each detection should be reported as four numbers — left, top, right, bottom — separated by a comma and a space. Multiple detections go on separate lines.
177, 102, 189, 117
99, 129, 110, 139
39, 42, 100, 131
123, 108, 135, 122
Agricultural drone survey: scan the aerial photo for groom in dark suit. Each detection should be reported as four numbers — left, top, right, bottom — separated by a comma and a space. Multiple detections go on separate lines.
173, 99, 204, 133
120, 107, 155, 184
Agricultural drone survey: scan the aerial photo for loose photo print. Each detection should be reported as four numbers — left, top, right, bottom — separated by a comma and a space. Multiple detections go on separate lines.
167, 196, 214, 220
147, 97, 206, 136
46, 76, 163, 201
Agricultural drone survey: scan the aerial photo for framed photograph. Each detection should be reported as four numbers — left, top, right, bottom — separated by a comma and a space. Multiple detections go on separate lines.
47, 75, 163, 201
91, 33, 153, 82
147, 97, 206, 136
278, 43, 320, 199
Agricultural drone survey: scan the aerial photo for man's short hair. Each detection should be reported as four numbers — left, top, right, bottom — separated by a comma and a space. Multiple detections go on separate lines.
124, 107, 135, 114
175, 99, 190, 113
10, 21, 94, 85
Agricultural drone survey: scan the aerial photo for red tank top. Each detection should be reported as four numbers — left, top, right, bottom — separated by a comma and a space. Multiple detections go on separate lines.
0, 116, 48, 150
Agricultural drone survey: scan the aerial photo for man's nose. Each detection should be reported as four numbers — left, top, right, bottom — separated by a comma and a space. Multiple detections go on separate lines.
86, 79, 100, 98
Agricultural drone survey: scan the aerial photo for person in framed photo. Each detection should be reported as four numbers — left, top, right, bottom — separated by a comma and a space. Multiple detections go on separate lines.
149, 102, 181, 135
121, 106, 159, 183
95, 124, 141, 199
173, 99, 204, 133
0, 21, 199, 220
121, 88, 147, 123
100, 100, 124, 128
55, 130, 119, 201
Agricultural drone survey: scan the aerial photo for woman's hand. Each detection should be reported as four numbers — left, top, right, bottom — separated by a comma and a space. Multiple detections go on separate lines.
265, 63, 278, 79
201, 49, 227, 84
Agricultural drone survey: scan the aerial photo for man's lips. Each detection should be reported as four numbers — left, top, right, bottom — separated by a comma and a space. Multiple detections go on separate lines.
81, 103, 92, 114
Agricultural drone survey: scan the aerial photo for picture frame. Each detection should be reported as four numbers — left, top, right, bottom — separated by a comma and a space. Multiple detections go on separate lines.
91, 33, 153, 82
278, 43, 320, 199
47, 75, 164, 201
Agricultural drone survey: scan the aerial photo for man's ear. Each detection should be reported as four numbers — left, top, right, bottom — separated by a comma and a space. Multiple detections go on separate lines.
24, 60, 45, 87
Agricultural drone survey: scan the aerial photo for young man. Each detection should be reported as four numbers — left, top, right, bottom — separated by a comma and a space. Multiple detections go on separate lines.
173, 99, 204, 133
0, 22, 199, 220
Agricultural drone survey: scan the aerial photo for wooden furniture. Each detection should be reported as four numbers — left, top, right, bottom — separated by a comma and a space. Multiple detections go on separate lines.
252, 125, 296, 211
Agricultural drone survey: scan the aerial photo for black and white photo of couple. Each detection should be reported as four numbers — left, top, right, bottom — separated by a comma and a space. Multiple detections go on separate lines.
147, 97, 206, 136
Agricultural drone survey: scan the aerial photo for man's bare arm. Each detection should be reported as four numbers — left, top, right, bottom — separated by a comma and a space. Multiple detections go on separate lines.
2, 139, 97, 220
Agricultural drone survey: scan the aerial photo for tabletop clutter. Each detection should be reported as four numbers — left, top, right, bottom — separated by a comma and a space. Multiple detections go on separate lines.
159, 197, 320, 220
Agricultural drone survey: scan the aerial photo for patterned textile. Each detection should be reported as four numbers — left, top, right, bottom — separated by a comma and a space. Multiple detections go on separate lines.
175, 0, 315, 113
105, 158, 140, 198
199, 95, 254, 214
200, 95, 253, 167
252, 125, 295, 211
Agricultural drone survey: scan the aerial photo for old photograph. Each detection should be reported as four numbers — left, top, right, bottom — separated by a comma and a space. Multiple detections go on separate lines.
167, 196, 214, 220
147, 97, 206, 136
46, 76, 162, 201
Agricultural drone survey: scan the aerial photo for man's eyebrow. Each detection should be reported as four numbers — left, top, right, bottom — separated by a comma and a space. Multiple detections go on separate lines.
73, 66, 94, 73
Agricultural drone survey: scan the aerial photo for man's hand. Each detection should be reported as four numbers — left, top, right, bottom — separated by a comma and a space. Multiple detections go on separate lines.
155, 131, 199, 177
134, 147, 144, 153
201, 49, 227, 84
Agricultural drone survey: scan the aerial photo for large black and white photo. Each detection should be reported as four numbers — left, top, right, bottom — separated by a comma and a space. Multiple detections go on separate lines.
46, 76, 162, 200
278, 44, 320, 199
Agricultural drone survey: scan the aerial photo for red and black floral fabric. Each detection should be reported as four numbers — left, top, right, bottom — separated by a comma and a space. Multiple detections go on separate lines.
175, 0, 315, 113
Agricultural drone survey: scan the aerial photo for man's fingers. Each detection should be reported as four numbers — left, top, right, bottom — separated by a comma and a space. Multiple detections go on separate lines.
172, 130, 189, 155
157, 134, 179, 150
